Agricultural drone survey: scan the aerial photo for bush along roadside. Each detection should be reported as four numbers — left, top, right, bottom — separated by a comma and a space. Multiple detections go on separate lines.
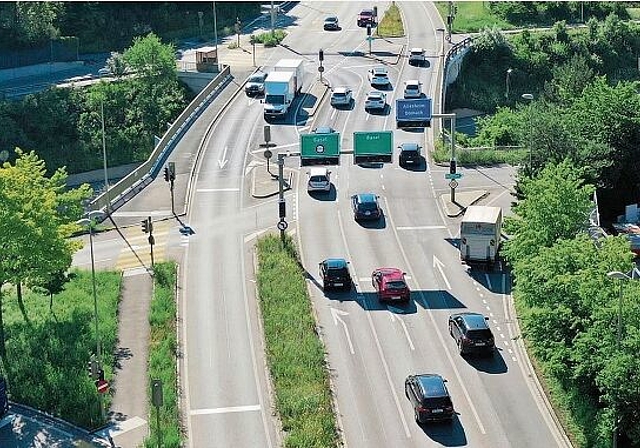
144, 262, 181, 448
256, 234, 339, 448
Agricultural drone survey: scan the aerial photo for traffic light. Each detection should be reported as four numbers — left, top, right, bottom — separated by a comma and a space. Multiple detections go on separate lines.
450, 160, 457, 174
319, 48, 324, 62
88, 356, 98, 380
97, 368, 105, 382
163, 167, 170, 182
142, 217, 150, 233
168, 162, 176, 181
366, 24, 371, 36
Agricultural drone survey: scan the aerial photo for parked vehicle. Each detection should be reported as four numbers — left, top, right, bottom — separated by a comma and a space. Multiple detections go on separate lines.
307, 167, 331, 193
409, 47, 426, 65
319, 258, 352, 291
372, 267, 410, 303
330, 87, 353, 107
263, 59, 304, 119
405, 374, 455, 423
398, 142, 421, 167
448, 312, 495, 356
459, 206, 503, 264
351, 193, 382, 221
357, 8, 377, 27
245, 71, 267, 96
324, 15, 339, 30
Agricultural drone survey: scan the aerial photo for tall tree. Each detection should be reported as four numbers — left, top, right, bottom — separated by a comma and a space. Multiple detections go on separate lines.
0, 149, 91, 363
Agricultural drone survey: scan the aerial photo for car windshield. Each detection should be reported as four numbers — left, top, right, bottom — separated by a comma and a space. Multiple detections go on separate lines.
265, 94, 284, 104
466, 329, 493, 340
359, 201, 378, 211
375, 73, 388, 78
249, 74, 265, 82
333, 93, 346, 98
310, 175, 327, 182
386, 280, 406, 290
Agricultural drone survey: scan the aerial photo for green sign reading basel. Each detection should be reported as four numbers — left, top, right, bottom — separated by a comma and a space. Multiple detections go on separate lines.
353, 131, 393, 164
300, 133, 340, 166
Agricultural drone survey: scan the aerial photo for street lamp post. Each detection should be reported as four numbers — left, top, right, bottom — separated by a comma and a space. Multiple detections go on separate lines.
505, 68, 513, 99
521, 93, 534, 168
76, 210, 105, 422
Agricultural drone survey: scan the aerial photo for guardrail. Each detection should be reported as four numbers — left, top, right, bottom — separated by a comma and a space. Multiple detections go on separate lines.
440, 36, 473, 116
89, 65, 232, 217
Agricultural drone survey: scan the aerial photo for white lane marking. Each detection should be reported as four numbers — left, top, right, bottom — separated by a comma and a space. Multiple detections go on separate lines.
396, 226, 446, 230
217, 145, 229, 169
432, 255, 451, 290
389, 313, 415, 351
196, 188, 240, 192
190, 405, 261, 415
330, 307, 355, 355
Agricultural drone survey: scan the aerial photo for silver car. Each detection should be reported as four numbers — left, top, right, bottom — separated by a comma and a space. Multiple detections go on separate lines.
368, 66, 390, 87
330, 87, 353, 107
364, 91, 386, 111
409, 47, 426, 66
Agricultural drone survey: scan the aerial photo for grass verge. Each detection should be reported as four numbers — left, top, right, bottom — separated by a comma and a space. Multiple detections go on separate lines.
376, 3, 404, 38
256, 234, 338, 448
432, 144, 527, 165
434, 2, 514, 33
1, 269, 121, 428
144, 262, 181, 448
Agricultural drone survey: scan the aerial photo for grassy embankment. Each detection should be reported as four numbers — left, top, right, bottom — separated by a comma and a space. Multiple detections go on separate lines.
256, 234, 339, 448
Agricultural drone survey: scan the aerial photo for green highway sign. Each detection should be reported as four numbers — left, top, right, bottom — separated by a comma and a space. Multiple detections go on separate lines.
353, 131, 393, 164
445, 172, 463, 179
300, 132, 340, 166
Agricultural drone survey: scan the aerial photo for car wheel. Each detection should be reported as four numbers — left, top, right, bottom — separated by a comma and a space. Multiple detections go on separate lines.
448, 322, 453, 336
457, 339, 464, 355
414, 409, 422, 424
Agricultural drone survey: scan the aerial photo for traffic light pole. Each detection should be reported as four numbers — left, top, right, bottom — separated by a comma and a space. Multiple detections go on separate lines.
432, 113, 457, 203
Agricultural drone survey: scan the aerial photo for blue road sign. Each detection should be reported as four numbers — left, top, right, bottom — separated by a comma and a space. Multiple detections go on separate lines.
396, 98, 432, 128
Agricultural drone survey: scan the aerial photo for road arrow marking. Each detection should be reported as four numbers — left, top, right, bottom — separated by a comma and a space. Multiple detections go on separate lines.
330, 307, 354, 355
388, 312, 415, 350
433, 255, 451, 290
217, 146, 229, 169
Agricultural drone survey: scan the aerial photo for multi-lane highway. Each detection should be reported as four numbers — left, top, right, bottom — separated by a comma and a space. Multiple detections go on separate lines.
127, 2, 568, 447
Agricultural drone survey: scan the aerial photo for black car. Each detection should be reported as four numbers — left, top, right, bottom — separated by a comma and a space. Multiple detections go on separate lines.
244, 71, 267, 96
319, 258, 352, 291
399, 142, 421, 167
405, 374, 454, 423
448, 312, 495, 356
323, 15, 339, 30
351, 193, 382, 221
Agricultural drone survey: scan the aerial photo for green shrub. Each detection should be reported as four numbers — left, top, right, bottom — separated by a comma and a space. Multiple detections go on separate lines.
251, 29, 287, 47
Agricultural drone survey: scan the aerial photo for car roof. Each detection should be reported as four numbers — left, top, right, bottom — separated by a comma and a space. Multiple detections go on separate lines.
451, 312, 489, 329
355, 193, 377, 203
323, 258, 348, 268
360, 8, 374, 14
249, 72, 266, 79
410, 47, 424, 53
325, 15, 338, 20
400, 142, 420, 151
309, 167, 329, 176
371, 66, 388, 74
374, 267, 404, 279
313, 126, 335, 134
405, 80, 420, 86
333, 87, 350, 94
367, 91, 385, 98
415, 374, 448, 397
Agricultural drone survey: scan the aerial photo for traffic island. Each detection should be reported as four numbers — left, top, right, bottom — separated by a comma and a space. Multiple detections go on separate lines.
440, 190, 489, 217
251, 162, 294, 198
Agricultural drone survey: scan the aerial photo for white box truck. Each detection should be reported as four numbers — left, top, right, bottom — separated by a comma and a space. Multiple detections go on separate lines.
459, 206, 503, 264
273, 59, 304, 91
263, 59, 304, 119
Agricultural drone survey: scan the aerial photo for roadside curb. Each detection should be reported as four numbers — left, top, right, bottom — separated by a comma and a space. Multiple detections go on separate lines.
440, 190, 489, 217
251, 169, 294, 199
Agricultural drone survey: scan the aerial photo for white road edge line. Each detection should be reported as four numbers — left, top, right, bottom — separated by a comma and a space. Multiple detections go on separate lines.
190, 405, 261, 415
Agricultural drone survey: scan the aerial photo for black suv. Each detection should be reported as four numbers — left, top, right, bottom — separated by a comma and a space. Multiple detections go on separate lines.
351, 193, 382, 221
398, 142, 421, 167
319, 258, 352, 291
405, 374, 454, 423
448, 312, 495, 356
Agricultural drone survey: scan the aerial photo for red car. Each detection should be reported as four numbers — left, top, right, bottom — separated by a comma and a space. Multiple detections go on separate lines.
372, 268, 410, 303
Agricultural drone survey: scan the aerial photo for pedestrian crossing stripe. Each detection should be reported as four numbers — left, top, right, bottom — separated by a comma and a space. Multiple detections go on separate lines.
115, 220, 173, 270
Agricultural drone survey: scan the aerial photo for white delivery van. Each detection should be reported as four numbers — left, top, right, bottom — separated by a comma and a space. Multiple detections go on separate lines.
459, 206, 503, 264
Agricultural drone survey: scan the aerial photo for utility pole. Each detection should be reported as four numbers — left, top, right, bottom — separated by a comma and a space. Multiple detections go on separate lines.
277, 154, 288, 245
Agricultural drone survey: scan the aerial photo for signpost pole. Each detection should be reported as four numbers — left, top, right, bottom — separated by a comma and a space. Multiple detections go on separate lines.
433, 113, 458, 203
278, 154, 286, 245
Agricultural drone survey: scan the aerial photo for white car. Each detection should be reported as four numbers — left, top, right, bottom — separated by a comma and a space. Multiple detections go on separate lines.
330, 87, 353, 107
368, 66, 390, 87
364, 91, 386, 111
409, 47, 426, 65
403, 80, 422, 98
307, 167, 332, 193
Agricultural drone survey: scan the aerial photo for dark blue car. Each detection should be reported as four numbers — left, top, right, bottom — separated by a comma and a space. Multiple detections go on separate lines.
351, 193, 382, 221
